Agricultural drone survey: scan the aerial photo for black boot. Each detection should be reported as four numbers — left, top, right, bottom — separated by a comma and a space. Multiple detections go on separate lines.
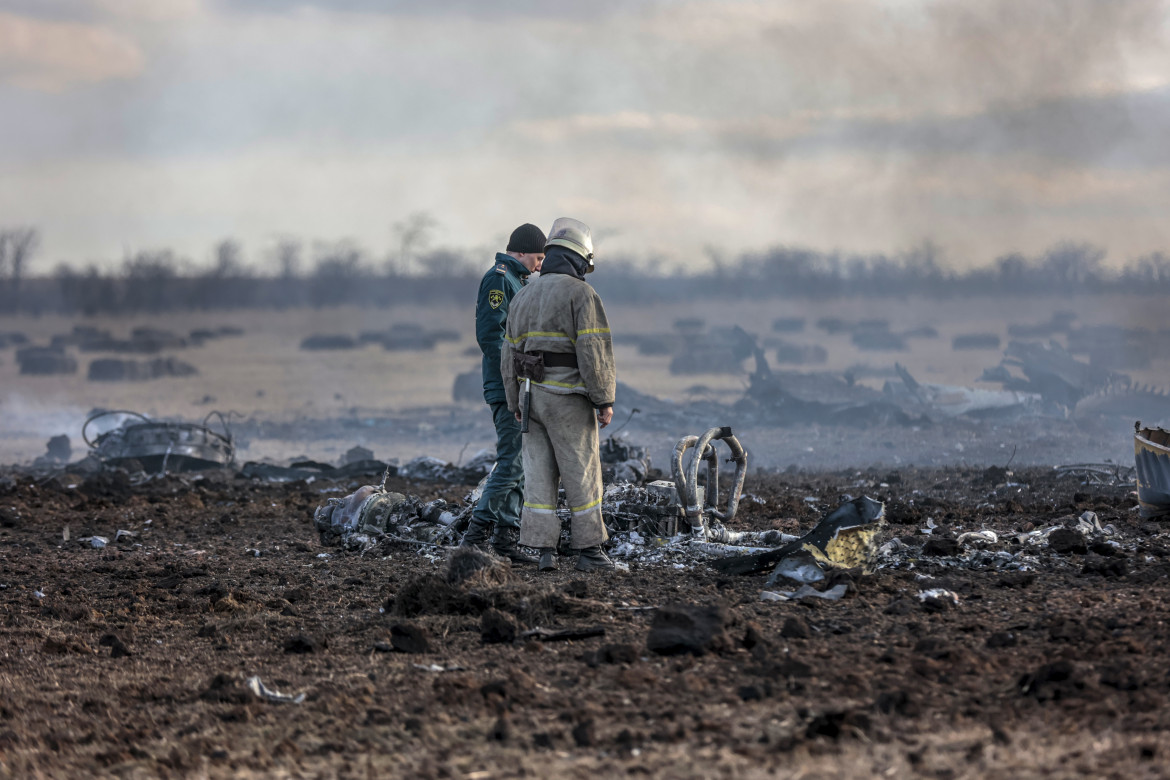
538, 548, 558, 572
460, 518, 491, 549
575, 546, 615, 572
490, 526, 538, 566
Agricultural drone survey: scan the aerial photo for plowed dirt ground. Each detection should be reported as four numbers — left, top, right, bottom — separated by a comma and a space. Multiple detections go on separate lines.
2, 465, 1167, 779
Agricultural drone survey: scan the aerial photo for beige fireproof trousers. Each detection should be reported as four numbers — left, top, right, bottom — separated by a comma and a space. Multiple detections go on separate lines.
518, 388, 607, 550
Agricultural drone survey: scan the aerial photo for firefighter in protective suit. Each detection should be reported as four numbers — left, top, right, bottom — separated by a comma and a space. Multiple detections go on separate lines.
501, 218, 618, 572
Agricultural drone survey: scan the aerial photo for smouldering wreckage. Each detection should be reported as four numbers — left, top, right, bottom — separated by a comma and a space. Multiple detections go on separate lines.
40, 408, 1160, 601
312, 425, 897, 594
728, 325, 1170, 426
310, 421, 1157, 602
83, 410, 236, 473
1135, 422, 1170, 519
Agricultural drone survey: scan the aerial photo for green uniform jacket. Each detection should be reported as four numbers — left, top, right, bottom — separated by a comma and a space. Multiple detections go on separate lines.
476, 253, 530, 405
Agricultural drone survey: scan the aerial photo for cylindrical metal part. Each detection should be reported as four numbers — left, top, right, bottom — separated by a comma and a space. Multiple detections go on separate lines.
710, 432, 747, 523
686, 427, 748, 524
671, 435, 699, 519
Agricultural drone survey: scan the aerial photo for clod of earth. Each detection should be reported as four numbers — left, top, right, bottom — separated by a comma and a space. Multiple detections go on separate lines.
389, 622, 433, 654
646, 603, 732, 656
1048, 528, 1088, 554
480, 608, 520, 644
283, 633, 325, 654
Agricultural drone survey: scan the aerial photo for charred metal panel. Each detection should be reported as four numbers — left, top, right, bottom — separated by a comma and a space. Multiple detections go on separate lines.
1135, 423, 1170, 518
84, 410, 235, 473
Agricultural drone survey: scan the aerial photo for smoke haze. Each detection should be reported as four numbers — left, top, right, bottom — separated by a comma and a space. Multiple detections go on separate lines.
0, 0, 1168, 270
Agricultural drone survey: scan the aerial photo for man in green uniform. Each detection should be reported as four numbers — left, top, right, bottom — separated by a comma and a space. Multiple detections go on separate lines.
460, 223, 546, 564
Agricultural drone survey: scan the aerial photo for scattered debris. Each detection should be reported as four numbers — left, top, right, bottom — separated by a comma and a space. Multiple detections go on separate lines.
918, 589, 960, 611
245, 676, 306, 704
340, 445, 374, 465
313, 484, 462, 548
991, 340, 1128, 410
399, 454, 494, 483
43, 435, 71, 463
1134, 423, 1170, 518
241, 458, 392, 483
413, 664, 464, 673
600, 436, 652, 484
520, 626, 606, 643
891, 363, 1040, 419
1054, 463, 1135, 486
711, 496, 886, 578
742, 339, 919, 427
760, 583, 849, 602
956, 530, 998, 546
671, 426, 748, 540
84, 410, 234, 473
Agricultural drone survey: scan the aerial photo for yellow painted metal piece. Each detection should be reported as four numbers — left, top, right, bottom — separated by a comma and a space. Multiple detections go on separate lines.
802, 522, 883, 571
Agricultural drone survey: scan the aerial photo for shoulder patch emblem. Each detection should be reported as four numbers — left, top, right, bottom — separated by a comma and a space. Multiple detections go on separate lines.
495, 263, 507, 274
488, 290, 505, 310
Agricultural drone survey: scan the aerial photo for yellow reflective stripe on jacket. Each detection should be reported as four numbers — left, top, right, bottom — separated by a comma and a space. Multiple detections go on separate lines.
523, 501, 558, 511
570, 496, 602, 513
515, 378, 586, 389
536, 379, 586, 389
576, 327, 611, 336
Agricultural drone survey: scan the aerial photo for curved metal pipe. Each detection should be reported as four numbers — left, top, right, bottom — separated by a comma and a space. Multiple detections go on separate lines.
82, 410, 150, 448
671, 435, 699, 520
686, 428, 721, 528
702, 443, 719, 513
710, 432, 747, 523
686, 427, 748, 524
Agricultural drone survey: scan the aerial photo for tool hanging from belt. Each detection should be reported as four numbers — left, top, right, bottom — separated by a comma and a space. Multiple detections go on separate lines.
512, 351, 579, 433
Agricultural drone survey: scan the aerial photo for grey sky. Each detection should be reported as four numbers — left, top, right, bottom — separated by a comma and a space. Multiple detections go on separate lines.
1, 0, 1168, 271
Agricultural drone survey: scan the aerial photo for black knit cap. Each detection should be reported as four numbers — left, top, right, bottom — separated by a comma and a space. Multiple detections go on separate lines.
507, 223, 547, 254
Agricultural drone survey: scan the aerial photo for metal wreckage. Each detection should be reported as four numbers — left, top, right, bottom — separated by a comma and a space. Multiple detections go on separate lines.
1135, 422, 1170, 518
83, 410, 236, 473
726, 326, 1170, 426
57, 396, 1170, 590
312, 425, 889, 590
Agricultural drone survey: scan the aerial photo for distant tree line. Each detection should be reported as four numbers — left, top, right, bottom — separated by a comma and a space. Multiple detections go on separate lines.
3, 226, 1170, 316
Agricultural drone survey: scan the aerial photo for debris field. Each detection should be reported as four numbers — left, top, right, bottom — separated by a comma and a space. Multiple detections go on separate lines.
2, 464, 1169, 778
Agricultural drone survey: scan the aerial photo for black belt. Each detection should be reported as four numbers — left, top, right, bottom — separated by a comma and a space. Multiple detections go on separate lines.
532, 351, 578, 369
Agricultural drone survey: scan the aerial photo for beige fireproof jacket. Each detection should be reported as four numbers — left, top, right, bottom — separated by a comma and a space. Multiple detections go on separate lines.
501, 273, 616, 411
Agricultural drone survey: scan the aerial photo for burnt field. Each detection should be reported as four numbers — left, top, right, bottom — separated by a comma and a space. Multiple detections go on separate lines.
2, 464, 1168, 778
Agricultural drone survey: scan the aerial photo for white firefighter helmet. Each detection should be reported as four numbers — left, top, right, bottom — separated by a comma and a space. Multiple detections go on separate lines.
545, 217, 594, 271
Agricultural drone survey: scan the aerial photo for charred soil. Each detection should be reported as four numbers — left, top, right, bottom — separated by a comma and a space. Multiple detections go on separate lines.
1, 466, 1168, 778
